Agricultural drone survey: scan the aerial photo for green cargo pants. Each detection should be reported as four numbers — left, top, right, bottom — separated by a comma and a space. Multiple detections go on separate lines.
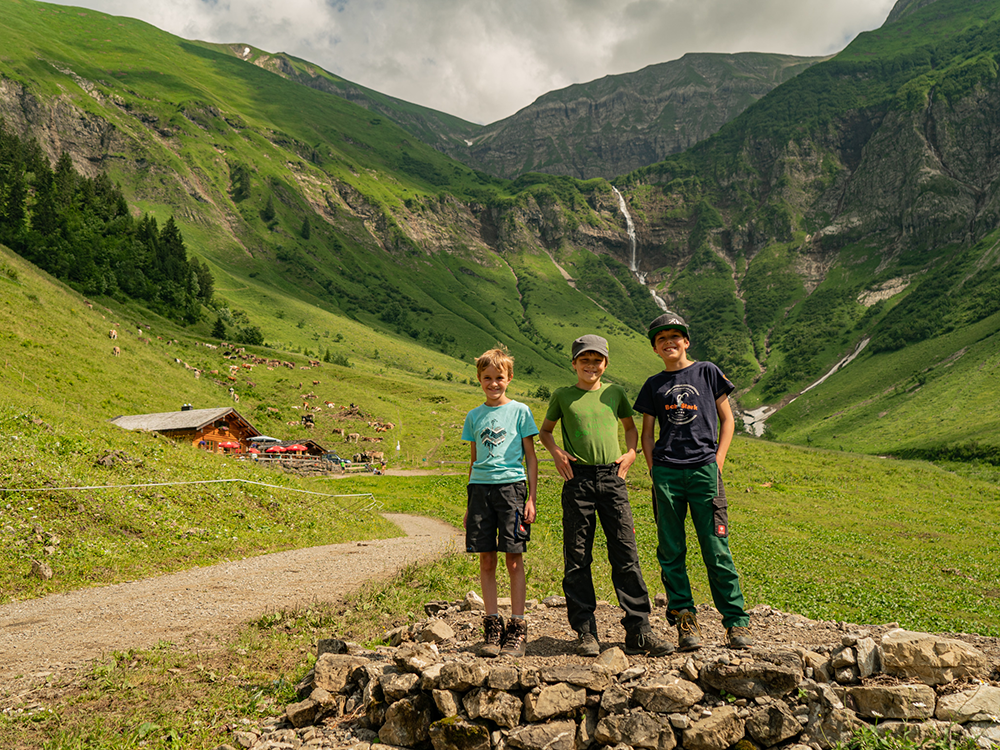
651, 463, 749, 628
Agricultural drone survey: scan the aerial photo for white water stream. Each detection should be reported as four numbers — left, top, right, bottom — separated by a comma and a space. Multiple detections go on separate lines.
612, 186, 668, 311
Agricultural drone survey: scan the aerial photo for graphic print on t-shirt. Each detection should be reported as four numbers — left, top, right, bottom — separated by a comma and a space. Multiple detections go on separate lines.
663, 383, 701, 425
480, 419, 508, 456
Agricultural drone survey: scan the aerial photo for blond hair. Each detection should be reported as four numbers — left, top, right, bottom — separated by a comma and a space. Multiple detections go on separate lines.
475, 344, 514, 380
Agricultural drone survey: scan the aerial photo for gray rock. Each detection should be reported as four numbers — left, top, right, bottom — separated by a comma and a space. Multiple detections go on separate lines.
429, 715, 491, 750
379, 693, 434, 747
421, 662, 445, 690
746, 701, 802, 747
577, 706, 600, 749
803, 705, 865, 749
464, 687, 523, 728
596, 709, 676, 749
542, 595, 567, 607
461, 592, 486, 612
419, 619, 456, 644
380, 671, 420, 702
874, 720, 968, 745
880, 629, 990, 685
396, 642, 441, 673
317, 638, 348, 657
524, 682, 587, 721
593, 647, 631, 675
600, 682, 632, 717
539, 664, 613, 691
313, 654, 369, 694
855, 637, 879, 678
935, 684, 1000, 723
488, 664, 521, 690
507, 720, 577, 750
437, 660, 490, 691
285, 697, 319, 728
683, 704, 745, 750
847, 684, 936, 720
432, 688, 462, 718
634, 675, 705, 713
700, 660, 802, 698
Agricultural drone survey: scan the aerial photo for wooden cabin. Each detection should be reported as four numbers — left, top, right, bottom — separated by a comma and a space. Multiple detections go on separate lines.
109, 407, 260, 454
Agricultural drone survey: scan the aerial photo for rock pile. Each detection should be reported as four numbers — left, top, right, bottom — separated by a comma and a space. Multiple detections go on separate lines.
224, 599, 1000, 750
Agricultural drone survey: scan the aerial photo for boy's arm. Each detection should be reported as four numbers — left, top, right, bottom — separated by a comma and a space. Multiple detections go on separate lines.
715, 394, 735, 471
640, 413, 656, 473
522, 436, 538, 523
616, 415, 638, 478
539, 418, 576, 481
464, 441, 476, 529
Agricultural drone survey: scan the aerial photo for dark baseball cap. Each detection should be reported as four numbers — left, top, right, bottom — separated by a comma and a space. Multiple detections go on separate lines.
647, 312, 690, 343
571, 334, 609, 360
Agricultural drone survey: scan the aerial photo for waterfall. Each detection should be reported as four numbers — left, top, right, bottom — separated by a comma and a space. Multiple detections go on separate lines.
612, 187, 637, 271
612, 187, 668, 311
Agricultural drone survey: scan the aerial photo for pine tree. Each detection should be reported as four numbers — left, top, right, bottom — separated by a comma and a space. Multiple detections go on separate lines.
262, 194, 276, 222
301, 215, 311, 239
212, 316, 226, 339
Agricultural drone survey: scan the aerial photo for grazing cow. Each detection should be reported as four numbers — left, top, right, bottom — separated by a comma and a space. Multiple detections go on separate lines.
109, 329, 117, 340
324, 400, 335, 408
346, 433, 360, 443
267, 407, 280, 414
112, 346, 120, 357
331, 427, 344, 435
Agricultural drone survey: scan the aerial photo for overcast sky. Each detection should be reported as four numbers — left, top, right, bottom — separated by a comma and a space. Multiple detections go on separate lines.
52, 0, 898, 124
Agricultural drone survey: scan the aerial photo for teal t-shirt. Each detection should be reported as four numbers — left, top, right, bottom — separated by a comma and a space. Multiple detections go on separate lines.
544, 384, 634, 466
462, 400, 539, 484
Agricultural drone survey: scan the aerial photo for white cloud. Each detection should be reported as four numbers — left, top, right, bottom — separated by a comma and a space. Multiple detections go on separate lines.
52, 0, 898, 124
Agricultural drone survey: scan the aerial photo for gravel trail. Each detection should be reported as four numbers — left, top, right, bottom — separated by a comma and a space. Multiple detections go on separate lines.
0, 514, 461, 681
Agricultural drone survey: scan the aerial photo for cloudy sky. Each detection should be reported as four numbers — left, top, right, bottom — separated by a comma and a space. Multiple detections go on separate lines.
52, 0, 898, 124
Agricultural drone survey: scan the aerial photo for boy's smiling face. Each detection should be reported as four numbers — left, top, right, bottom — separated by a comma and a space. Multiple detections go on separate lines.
572, 352, 607, 390
478, 363, 512, 407
652, 328, 691, 370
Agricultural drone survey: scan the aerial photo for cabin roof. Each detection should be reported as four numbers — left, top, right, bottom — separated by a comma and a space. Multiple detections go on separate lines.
109, 407, 258, 435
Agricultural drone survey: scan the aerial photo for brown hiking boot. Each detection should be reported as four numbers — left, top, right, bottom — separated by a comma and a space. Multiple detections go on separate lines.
576, 630, 600, 657
672, 609, 702, 651
727, 625, 753, 650
478, 614, 505, 658
500, 617, 528, 657
625, 626, 675, 657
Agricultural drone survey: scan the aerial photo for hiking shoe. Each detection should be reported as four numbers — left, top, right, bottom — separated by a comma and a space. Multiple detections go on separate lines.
727, 625, 753, 650
478, 614, 505, 658
625, 627, 675, 657
576, 630, 600, 657
500, 618, 528, 657
673, 609, 702, 652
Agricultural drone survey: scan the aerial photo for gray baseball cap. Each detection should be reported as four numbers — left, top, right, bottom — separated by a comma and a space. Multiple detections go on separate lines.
571, 334, 609, 359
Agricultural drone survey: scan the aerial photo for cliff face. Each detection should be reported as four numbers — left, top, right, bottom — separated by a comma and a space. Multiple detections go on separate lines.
444, 52, 826, 180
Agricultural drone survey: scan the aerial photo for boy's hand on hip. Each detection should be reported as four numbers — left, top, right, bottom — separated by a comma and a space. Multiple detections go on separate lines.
616, 449, 636, 478
552, 448, 577, 481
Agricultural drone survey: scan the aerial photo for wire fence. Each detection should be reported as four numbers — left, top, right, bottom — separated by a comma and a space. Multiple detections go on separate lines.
0, 478, 383, 518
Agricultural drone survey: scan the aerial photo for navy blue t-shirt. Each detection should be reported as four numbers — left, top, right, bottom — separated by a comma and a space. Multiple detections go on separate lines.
633, 361, 735, 468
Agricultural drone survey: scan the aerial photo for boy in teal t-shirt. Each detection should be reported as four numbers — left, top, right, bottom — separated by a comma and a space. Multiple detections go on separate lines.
462, 345, 538, 658
539, 334, 672, 658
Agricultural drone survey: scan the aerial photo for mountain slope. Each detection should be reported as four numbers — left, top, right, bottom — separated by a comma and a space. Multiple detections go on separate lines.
604, 0, 1000, 456
444, 52, 827, 180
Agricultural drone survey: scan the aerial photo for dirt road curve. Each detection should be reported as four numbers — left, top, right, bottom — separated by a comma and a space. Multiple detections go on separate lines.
0, 514, 462, 681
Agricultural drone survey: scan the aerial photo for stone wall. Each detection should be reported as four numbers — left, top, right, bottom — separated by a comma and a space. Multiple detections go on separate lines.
234, 608, 1000, 750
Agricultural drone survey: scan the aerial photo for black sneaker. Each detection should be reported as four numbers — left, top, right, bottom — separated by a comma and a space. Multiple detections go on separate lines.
478, 614, 505, 658
500, 618, 528, 657
672, 609, 702, 651
576, 630, 600, 657
727, 625, 753, 650
625, 627, 675, 657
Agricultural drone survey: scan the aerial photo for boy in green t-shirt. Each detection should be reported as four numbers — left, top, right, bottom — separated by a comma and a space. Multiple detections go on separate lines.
539, 334, 673, 657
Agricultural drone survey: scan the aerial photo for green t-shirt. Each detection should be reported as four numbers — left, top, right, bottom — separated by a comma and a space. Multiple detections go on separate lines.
545, 384, 634, 466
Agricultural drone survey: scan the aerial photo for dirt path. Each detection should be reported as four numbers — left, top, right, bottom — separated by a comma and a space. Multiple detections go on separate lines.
0, 514, 462, 683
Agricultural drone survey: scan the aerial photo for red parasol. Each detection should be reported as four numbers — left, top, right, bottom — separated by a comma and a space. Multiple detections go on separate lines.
265, 445, 286, 453
219, 441, 240, 449
248, 446, 260, 454
286, 444, 308, 452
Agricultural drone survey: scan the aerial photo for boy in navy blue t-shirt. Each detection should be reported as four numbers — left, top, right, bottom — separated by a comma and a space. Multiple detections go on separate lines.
633, 312, 753, 651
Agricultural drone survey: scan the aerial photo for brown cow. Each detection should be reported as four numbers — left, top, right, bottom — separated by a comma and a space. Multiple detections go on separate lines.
109, 329, 118, 340
345, 433, 360, 443
112, 346, 120, 356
